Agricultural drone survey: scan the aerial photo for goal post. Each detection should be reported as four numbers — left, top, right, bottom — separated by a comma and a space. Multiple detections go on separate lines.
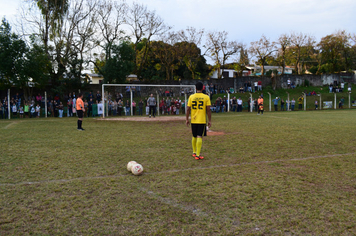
101, 84, 196, 118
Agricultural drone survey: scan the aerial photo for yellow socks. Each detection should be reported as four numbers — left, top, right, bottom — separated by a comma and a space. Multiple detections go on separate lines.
192, 137, 197, 154
196, 137, 202, 156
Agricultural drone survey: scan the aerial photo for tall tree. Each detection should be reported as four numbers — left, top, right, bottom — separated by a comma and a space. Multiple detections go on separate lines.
125, 2, 171, 79
276, 33, 290, 75
0, 19, 50, 100
177, 27, 205, 79
206, 30, 240, 79
98, 41, 135, 83
249, 35, 277, 76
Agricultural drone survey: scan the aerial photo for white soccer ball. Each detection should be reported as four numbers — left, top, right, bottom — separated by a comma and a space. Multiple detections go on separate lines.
131, 163, 144, 175
127, 161, 137, 172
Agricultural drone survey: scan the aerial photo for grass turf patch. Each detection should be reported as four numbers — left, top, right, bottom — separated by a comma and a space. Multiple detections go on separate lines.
1, 110, 356, 235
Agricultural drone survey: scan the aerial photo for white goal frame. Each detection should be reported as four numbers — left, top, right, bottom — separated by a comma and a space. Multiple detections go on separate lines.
101, 84, 196, 118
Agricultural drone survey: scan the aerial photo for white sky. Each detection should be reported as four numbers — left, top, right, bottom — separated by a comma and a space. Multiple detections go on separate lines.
1, 0, 355, 63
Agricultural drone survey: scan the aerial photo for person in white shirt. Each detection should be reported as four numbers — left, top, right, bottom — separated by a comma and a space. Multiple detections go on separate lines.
237, 97, 243, 112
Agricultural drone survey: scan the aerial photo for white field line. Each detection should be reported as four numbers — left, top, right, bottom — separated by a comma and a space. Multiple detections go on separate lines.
3, 122, 20, 129
0, 152, 354, 187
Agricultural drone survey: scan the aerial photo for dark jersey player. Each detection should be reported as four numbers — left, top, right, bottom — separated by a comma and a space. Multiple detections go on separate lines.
186, 82, 212, 160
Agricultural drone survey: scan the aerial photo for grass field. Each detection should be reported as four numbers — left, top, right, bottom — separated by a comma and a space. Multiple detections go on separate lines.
1, 110, 356, 235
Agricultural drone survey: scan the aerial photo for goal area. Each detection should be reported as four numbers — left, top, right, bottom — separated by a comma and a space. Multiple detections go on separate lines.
101, 84, 196, 118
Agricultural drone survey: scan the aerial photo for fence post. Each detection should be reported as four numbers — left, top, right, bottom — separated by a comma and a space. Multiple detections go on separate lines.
268, 92, 271, 112
349, 92, 351, 109
249, 93, 253, 112
286, 92, 290, 111
303, 92, 306, 111
334, 93, 337, 110
45, 91, 47, 118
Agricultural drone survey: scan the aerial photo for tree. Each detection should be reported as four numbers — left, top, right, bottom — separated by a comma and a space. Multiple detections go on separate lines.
176, 27, 205, 79
276, 34, 290, 75
206, 31, 240, 79
98, 41, 135, 83
249, 35, 277, 76
125, 2, 171, 79
0, 19, 50, 100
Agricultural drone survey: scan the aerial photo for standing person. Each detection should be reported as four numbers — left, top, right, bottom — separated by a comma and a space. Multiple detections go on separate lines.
0, 101, 3, 119
87, 98, 93, 117
291, 98, 296, 111
281, 99, 285, 111
138, 99, 144, 115
315, 99, 319, 110
76, 93, 85, 130
35, 104, 41, 118
237, 97, 243, 112
125, 100, 130, 116
272, 97, 280, 111
298, 96, 303, 110
257, 95, 264, 115
186, 82, 212, 160
58, 102, 64, 118
147, 94, 156, 118
118, 99, 123, 116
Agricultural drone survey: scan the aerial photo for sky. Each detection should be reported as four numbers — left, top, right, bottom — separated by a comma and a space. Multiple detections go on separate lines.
1, 0, 355, 63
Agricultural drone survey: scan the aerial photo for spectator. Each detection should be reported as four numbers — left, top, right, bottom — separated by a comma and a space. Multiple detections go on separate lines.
247, 81, 252, 92
12, 102, 17, 118
138, 99, 144, 115
215, 97, 221, 113
30, 104, 36, 118
58, 102, 64, 118
237, 97, 243, 112
18, 104, 24, 118
340, 97, 345, 108
281, 99, 285, 111
315, 99, 318, 110
35, 104, 41, 118
88, 98, 93, 117
68, 98, 73, 117
257, 95, 264, 115
232, 97, 237, 112
258, 80, 262, 91
298, 96, 303, 110
272, 97, 280, 111
175, 99, 181, 115
287, 79, 291, 89
96, 90, 102, 103
291, 98, 296, 111
0, 101, 3, 119
36, 93, 42, 104
88, 91, 93, 101
84, 99, 88, 117
132, 100, 136, 115
254, 81, 258, 92
117, 99, 123, 116
112, 100, 117, 116
125, 100, 130, 116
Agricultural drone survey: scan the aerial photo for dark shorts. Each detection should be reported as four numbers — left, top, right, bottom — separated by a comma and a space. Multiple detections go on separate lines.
77, 110, 84, 118
191, 124, 206, 137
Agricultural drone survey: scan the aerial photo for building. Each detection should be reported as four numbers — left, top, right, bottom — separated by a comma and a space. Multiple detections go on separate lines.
245, 66, 293, 76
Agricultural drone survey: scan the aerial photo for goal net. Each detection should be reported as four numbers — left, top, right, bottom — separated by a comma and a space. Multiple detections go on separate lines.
101, 84, 196, 118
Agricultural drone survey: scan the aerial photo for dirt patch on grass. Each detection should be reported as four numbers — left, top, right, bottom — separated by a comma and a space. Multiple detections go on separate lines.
207, 131, 225, 136
97, 116, 186, 122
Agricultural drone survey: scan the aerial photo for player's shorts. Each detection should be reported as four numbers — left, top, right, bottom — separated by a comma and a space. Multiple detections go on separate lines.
77, 110, 84, 118
191, 124, 206, 137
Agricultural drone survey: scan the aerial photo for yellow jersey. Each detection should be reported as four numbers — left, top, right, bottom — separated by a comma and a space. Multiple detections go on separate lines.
188, 92, 211, 124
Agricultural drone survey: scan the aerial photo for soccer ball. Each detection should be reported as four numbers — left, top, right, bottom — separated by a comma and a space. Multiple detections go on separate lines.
131, 163, 144, 175
127, 161, 137, 172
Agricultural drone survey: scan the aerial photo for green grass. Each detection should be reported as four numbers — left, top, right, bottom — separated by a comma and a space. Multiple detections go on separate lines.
1, 110, 356, 235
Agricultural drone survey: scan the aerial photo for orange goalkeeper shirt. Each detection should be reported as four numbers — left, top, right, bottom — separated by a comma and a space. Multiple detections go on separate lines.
76, 98, 84, 110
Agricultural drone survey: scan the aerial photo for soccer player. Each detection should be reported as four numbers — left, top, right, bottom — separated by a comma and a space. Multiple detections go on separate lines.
76, 93, 85, 130
186, 82, 212, 160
